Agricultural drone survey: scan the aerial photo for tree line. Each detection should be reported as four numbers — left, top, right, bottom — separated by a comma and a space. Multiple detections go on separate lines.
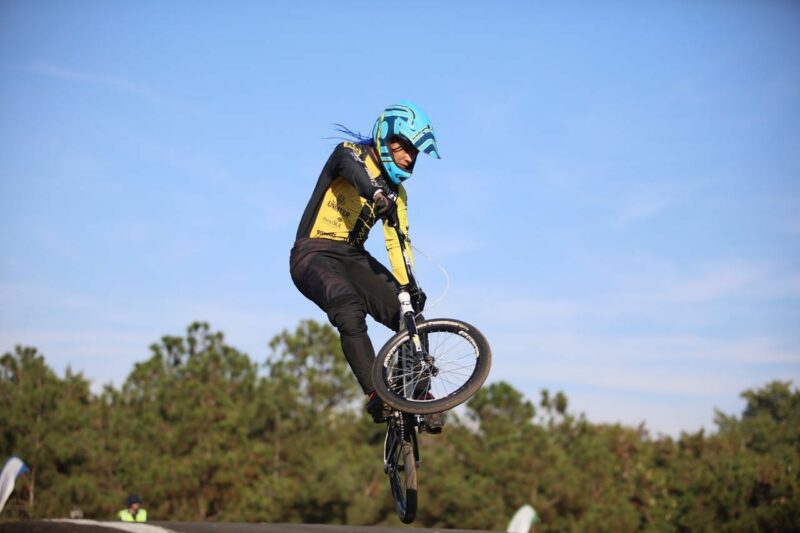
1, 320, 798, 531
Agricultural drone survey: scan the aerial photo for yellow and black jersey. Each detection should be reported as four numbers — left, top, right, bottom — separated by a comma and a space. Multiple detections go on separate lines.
295, 142, 414, 284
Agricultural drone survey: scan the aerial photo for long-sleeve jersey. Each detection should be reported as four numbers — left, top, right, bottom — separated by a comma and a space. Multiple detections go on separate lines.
295, 142, 414, 285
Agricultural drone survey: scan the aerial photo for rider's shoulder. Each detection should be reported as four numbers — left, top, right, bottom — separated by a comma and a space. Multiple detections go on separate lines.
339, 141, 369, 158
333, 142, 372, 168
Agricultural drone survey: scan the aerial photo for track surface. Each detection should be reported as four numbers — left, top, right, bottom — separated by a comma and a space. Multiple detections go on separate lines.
0, 520, 499, 533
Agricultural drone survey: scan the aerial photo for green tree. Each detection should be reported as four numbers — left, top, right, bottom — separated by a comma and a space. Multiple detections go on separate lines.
267, 319, 360, 414
257, 319, 378, 524
421, 382, 539, 530
0, 346, 98, 518
112, 322, 262, 520
3, 323, 799, 531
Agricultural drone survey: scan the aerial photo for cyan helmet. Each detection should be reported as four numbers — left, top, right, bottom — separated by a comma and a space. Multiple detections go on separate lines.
372, 101, 440, 185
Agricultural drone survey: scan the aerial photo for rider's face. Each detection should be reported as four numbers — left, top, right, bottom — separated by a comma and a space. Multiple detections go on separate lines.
390, 137, 418, 171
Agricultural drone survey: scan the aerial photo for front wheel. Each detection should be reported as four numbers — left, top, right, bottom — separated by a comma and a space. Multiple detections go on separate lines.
372, 319, 492, 415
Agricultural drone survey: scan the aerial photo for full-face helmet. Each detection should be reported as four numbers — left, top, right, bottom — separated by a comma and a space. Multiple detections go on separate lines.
372, 101, 440, 185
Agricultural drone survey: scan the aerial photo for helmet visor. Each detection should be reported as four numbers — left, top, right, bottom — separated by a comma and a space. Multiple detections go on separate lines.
409, 128, 440, 159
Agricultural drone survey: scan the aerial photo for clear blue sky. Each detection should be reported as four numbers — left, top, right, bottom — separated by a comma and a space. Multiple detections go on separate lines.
1, 1, 798, 436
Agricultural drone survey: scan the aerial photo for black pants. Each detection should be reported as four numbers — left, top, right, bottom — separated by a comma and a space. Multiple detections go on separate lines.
290, 238, 401, 394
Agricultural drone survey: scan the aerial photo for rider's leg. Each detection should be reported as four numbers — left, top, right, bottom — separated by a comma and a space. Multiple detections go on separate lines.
348, 256, 432, 397
290, 245, 390, 423
324, 295, 387, 423
290, 247, 377, 394
325, 295, 375, 394
346, 251, 444, 432
318, 290, 387, 422
345, 251, 402, 331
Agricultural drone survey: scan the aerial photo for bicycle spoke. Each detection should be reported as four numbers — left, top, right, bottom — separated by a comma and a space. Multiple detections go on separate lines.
385, 341, 480, 400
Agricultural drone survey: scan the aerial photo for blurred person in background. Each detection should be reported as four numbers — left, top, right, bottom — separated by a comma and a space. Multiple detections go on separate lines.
118, 493, 147, 522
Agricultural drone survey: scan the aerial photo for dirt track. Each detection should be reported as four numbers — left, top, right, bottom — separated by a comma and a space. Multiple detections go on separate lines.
0, 520, 500, 533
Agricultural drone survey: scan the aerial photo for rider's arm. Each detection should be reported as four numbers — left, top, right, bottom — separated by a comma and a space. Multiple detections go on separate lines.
334, 143, 382, 200
383, 185, 414, 285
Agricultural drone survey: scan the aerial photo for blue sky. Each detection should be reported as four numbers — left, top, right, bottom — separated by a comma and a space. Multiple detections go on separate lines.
1, 1, 798, 436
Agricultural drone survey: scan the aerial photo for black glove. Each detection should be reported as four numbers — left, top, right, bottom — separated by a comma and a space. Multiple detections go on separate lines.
410, 286, 427, 313
373, 190, 397, 220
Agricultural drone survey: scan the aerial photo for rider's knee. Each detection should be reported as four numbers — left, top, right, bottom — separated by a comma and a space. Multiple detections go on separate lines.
326, 297, 368, 337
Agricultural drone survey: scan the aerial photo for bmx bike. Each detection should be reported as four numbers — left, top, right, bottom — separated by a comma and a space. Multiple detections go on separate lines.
372, 214, 492, 523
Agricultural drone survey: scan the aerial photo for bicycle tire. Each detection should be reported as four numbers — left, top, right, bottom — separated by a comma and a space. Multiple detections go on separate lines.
372, 318, 492, 415
385, 426, 417, 523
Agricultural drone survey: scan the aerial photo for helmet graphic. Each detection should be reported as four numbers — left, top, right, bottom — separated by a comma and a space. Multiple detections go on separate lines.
372, 101, 440, 185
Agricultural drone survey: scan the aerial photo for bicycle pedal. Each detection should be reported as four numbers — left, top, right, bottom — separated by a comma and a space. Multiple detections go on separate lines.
420, 412, 445, 434
420, 424, 443, 435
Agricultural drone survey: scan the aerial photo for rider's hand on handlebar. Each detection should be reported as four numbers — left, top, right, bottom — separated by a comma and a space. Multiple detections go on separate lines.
410, 287, 427, 313
373, 190, 397, 220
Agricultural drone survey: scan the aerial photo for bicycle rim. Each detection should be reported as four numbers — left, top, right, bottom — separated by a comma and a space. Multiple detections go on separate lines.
374, 319, 491, 414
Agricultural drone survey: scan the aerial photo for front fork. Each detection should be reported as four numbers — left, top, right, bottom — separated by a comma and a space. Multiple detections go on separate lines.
397, 289, 437, 400
398, 290, 422, 352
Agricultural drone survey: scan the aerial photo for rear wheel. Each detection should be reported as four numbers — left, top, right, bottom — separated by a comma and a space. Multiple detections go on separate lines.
373, 319, 492, 414
384, 423, 417, 523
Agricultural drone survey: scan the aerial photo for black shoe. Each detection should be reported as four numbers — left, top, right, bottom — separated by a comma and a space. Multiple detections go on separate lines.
365, 391, 386, 423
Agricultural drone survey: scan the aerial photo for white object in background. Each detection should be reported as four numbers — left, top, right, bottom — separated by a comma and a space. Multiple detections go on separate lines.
507, 504, 540, 533
0, 456, 29, 514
